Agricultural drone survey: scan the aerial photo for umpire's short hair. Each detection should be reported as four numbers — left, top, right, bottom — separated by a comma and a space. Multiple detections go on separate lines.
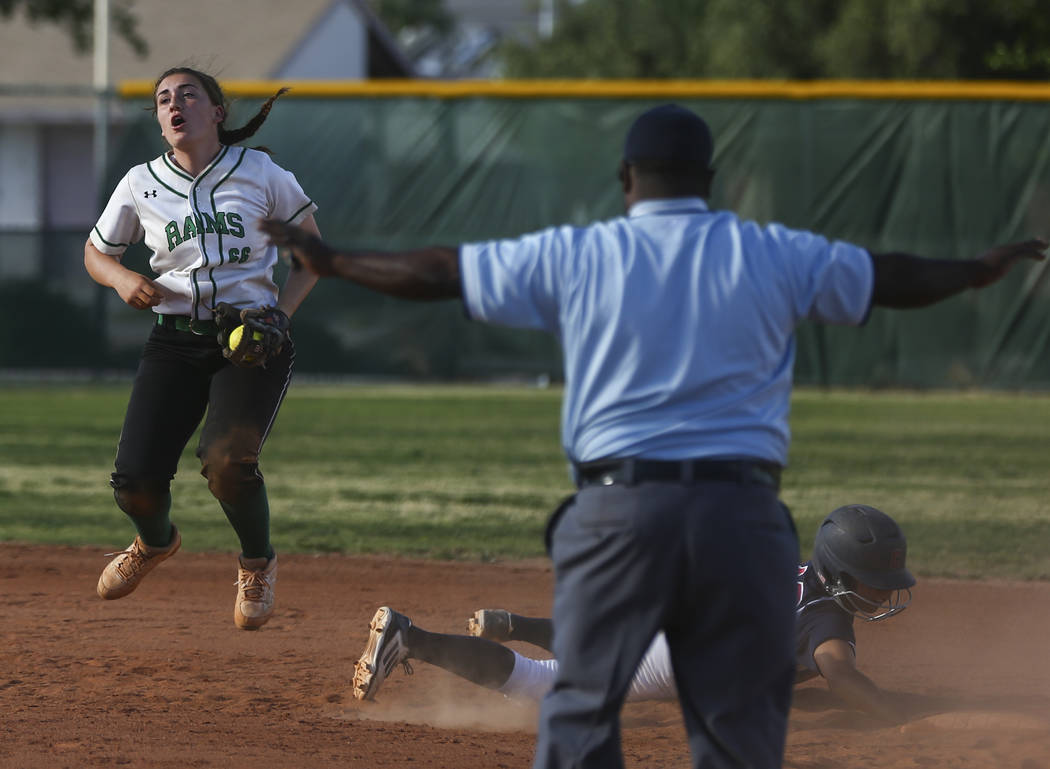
623, 104, 714, 176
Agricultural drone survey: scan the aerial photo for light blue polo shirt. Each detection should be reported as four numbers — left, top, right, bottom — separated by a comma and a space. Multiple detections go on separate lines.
459, 198, 873, 465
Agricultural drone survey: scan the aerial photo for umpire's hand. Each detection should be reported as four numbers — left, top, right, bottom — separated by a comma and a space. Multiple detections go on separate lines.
260, 219, 338, 277
973, 238, 1048, 288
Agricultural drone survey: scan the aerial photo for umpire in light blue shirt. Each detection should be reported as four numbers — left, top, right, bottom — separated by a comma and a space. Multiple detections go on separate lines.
261, 104, 1045, 769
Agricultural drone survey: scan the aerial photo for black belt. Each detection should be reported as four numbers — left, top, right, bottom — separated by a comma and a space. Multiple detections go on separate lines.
156, 314, 219, 335
574, 458, 781, 491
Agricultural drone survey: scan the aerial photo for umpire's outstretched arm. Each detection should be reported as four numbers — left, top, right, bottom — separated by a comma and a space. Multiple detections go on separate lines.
259, 219, 460, 301
870, 239, 1047, 308
262, 218, 1046, 308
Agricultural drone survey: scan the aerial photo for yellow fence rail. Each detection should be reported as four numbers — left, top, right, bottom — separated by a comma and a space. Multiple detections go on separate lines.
118, 79, 1050, 101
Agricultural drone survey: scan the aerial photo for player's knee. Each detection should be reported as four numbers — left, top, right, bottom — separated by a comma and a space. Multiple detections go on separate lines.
200, 457, 263, 505
110, 474, 171, 518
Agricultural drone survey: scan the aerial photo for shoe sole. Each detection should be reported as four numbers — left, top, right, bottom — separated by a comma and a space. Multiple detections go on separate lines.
96, 531, 182, 600
353, 607, 405, 701
234, 606, 273, 631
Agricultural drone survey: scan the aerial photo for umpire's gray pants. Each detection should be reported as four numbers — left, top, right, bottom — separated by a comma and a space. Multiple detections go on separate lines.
533, 480, 798, 769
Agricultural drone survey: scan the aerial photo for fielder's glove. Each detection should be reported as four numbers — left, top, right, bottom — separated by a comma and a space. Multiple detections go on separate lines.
214, 302, 290, 368
213, 301, 242, 343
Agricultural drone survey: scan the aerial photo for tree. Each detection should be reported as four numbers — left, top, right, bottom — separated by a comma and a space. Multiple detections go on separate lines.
497, 0, 1050, 80
0, 0, 147, 56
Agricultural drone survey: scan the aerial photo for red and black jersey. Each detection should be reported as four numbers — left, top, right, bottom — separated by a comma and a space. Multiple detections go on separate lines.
794, 561, 855, 682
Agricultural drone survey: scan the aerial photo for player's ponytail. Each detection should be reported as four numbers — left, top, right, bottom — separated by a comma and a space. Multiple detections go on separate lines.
218, 88, 289, 148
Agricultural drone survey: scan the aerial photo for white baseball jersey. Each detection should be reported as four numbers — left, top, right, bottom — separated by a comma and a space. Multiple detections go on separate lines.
90, 146, 317, 321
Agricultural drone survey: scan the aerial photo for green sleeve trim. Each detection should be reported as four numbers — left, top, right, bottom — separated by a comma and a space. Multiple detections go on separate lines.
285, 200, 315, 223
92, 226, 129, 249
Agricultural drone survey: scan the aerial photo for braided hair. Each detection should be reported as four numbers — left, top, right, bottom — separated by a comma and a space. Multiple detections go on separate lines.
152, 67, 288, 149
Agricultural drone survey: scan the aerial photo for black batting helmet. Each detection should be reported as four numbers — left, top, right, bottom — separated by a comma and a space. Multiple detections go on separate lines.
811, 504, 915, 620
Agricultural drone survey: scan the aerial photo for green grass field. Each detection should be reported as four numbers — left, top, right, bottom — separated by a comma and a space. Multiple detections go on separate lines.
1, 383, 1048, 580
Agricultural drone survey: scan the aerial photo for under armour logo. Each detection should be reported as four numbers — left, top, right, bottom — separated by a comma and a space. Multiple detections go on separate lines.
144, 190, 157, 198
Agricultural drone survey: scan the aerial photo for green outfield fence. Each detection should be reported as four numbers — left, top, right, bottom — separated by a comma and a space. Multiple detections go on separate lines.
8, 79, 1050, 386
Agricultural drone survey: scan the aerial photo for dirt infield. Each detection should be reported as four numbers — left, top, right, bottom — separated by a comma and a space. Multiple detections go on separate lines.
2, 544, 1049, 769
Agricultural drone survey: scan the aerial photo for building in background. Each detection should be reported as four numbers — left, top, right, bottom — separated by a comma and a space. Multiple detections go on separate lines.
399, 0, 579, 77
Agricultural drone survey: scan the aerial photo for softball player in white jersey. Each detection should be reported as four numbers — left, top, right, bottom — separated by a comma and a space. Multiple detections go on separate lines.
84, 66, 319, 630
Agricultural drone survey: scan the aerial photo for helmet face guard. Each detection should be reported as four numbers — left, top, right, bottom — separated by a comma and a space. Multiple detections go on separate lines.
812, 504, 916, 622
826, 582, 912, 622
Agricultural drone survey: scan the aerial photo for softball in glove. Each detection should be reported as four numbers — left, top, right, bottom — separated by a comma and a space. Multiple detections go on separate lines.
215, 302, 290, 368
